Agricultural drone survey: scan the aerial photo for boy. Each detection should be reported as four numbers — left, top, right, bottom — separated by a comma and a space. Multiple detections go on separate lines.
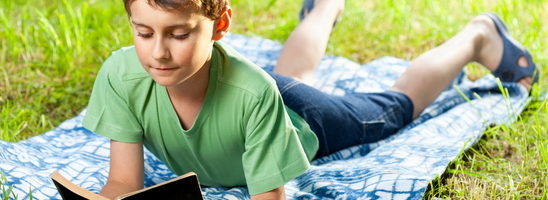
83, 0, 537, 199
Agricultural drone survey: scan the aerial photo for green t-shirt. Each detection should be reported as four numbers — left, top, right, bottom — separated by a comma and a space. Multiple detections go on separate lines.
83, 42, 319, 195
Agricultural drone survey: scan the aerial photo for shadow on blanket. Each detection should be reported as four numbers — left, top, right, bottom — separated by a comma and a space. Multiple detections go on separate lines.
0, 34, 529, 200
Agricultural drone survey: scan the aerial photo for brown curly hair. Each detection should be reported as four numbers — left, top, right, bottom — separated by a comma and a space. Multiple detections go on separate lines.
123, 0, 229, 20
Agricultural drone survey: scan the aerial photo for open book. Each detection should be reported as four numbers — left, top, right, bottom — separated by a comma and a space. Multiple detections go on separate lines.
50, 171, 204, 200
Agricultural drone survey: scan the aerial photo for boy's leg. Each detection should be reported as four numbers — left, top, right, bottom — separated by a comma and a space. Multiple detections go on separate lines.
268, 71, 413, 158
274, 0, 344, 85
390, 15, 533, 119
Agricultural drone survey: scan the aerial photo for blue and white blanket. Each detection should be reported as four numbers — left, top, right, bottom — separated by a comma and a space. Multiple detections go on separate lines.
0, 34, 529, 199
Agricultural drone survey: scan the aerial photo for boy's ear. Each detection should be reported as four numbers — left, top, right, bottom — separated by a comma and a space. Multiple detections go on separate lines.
212, 7, 232, 41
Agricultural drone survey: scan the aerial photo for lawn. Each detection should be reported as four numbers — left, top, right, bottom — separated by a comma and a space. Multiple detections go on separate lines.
0, 0, 546, 199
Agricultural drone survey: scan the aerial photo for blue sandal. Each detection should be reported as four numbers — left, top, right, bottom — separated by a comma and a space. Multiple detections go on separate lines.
298, 0, 340, 27
299, 0, 315, 20
484, 13, 539, 84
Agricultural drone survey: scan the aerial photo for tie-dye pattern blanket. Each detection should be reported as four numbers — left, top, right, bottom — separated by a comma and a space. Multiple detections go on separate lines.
0, 34, 529, 199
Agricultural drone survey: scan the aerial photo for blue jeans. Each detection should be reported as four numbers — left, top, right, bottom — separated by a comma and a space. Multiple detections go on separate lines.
268, 72, 414, 159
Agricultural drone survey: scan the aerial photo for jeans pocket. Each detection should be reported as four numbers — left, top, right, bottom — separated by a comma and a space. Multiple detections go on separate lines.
361, 120, 387, 143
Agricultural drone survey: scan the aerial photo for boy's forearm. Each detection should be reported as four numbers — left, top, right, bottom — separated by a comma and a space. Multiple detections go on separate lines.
251, 186, 286, 200
100, 180, 143, 200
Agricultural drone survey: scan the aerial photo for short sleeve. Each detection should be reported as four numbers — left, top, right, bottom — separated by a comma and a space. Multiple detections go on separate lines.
242, 83, 311, 195
83, 55, 143, 143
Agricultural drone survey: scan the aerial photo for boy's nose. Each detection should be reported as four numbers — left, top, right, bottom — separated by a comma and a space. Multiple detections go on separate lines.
152, 39, 171, 60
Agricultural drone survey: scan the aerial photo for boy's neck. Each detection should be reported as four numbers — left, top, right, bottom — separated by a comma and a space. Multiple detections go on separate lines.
166, 60, 211, 101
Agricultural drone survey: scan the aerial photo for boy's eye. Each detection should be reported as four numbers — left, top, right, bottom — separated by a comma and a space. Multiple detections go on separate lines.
171, 33, 190, 39
137, 32, 153, 38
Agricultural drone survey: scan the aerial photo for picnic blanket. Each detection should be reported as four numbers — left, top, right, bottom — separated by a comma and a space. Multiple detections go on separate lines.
0, 34, 529, 200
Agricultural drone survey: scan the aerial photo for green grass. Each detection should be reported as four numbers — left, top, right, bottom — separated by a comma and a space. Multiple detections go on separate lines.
1, 171, 16, 200
0, 0, 546, 199
0, 0, 131, 141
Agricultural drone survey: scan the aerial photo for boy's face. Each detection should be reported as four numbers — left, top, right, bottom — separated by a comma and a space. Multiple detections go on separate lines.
129, 0, 222, 87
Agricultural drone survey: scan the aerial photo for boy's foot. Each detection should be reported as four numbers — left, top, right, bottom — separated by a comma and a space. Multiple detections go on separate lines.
474, 14, 537, 91
298, 0, 345, 27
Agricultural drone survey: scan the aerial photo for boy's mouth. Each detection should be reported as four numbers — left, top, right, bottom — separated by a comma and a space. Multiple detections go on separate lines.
150, 66, 178, 72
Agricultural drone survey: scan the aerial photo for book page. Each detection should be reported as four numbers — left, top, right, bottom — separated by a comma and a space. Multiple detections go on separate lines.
50, 171, 108, 200
51, 171, 203, 200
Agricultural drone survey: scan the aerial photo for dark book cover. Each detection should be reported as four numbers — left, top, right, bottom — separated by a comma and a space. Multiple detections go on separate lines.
51, 171, 204, 200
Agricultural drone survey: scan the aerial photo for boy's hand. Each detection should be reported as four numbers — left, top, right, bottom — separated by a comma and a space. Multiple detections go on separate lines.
100, 140, 144, 199
251, 186, 285, 200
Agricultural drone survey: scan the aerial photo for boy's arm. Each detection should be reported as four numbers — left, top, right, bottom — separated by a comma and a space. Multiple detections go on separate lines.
251, 186, 285, 200
100, 140, 144, 199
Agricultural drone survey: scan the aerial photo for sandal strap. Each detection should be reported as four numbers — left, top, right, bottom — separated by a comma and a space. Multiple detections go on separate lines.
485, 13, 538, 83
299, 0, 315, 21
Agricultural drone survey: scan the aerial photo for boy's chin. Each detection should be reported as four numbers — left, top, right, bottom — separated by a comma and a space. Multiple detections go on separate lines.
152, 78, 180, 87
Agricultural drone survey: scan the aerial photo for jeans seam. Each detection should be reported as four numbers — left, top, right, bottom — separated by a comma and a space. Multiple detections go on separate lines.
279, 81, 301, 94
360, 105, 398, 142
376, 105, 398, 121
361, 119, 384, 142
